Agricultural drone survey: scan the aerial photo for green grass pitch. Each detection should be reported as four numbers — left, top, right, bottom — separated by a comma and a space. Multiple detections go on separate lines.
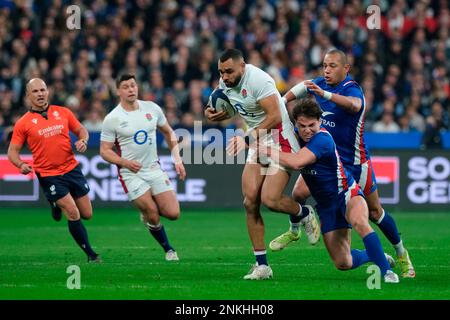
0, 208, 449, 300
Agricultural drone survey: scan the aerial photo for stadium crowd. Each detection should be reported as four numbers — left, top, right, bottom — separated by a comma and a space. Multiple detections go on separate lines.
0, 0, 449, 148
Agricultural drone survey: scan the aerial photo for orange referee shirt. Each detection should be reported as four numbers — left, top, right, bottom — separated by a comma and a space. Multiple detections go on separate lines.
10, 105, 81, 177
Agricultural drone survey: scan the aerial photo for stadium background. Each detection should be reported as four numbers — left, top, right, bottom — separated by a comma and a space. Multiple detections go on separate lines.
0, 0, 449, 301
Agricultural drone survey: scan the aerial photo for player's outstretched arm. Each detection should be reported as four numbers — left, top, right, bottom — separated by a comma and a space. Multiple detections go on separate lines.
283, 81, 308, 104
7, 143, 33, 174
158, 122, 186, 181
99, 141, 142, 173
304, 81, 362, 113
264, 146, 317, 170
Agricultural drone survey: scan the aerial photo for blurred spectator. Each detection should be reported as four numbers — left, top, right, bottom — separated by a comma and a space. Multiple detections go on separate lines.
82, 109, 105, 132
372, 111, 401, 133
422, 101, 449, 149
398, 114, 412, 132
405, 103, 426, 132
1, 111, 21, 145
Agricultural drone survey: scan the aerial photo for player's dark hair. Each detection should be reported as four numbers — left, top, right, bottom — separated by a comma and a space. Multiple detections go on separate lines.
219, 49, 244, 63
325, 49, 348, 65
116, 74, 136, 88
292, 99, 323, 120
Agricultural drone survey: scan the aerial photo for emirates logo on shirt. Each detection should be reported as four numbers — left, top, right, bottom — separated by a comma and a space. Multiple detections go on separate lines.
241, 88, 247, 98
145, 113, 152, 121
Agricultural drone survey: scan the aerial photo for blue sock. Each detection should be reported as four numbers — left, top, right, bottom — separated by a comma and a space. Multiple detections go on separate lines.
376, 210, 401, 245
148, 223, 174, 252
255, 250, 268, 266
289, 204, 310, 223
363, 232, 391, 275
68, 219, 97, 258
350, 249, 370, 269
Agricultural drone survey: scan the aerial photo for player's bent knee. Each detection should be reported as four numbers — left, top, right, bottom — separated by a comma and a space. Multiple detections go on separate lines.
334, 259, 352, 271
65, 209, 81, 221
368, 208, 383, 222
141, 208, 159, 223
243, 197, 258, 212
80, 210, 93, 220
165, 209, 180, 221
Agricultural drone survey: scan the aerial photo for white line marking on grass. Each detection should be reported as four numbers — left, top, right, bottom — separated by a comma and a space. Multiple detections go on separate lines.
0, 284, 36, 288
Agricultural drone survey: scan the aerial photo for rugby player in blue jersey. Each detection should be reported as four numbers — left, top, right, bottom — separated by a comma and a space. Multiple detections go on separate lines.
271, 49, 415, 278
264, 99, 399, 283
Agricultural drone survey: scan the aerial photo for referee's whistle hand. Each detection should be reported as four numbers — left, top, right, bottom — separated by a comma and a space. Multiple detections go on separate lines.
20, 163, 33, 175
75, 140, 88, 153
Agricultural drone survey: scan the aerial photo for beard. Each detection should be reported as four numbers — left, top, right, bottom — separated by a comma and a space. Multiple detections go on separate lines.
224, 74, 242, 88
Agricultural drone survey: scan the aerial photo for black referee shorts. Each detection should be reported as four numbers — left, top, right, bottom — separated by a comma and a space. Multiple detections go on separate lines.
36, 164, 90, 202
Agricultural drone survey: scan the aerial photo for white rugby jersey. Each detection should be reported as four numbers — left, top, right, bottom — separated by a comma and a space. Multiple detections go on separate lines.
218, 64, 291, 129
219, 64, 299, 152
101, 100, 167, 173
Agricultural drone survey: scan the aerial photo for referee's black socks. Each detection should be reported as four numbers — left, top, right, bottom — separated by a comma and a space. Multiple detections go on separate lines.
68, 219, 98, 258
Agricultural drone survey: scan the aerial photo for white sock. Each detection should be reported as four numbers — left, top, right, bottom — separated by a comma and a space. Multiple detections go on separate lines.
146, 222, 162, 231
393, 240, 405, 257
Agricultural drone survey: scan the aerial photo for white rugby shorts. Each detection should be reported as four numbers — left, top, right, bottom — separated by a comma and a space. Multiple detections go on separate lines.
246, 124, 299, 173
119, 162, 174, 201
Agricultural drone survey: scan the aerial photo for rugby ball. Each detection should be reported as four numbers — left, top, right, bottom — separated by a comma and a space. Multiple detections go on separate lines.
208, 88, 236, 117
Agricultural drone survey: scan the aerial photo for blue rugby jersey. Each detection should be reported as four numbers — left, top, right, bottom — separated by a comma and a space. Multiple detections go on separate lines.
300, 128, 357, 206
308, 75, 370, 166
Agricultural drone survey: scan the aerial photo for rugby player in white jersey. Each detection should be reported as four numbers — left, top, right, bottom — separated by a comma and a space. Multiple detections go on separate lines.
100, 74, 186, 261
205, 49, 320, 280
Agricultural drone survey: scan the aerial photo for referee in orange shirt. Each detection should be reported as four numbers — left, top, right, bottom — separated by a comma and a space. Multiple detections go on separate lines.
8, 78, 101, 262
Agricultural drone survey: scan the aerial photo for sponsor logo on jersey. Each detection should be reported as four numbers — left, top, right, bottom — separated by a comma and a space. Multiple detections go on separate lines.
299, 168, 317, 175
32, 118, 38, 124
321, 111, 336, 127
38, 124, 64, 138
